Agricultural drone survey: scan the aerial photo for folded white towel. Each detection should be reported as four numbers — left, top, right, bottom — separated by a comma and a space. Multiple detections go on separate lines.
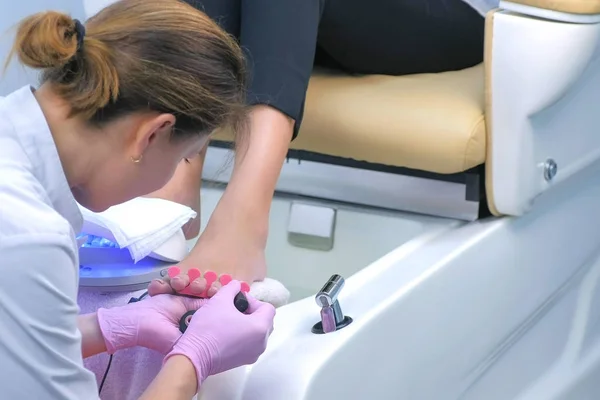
79, 198, 197, 262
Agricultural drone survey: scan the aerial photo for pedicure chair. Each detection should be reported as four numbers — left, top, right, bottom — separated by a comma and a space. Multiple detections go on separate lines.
3, 1, 600, 399
196, 3, 600, 399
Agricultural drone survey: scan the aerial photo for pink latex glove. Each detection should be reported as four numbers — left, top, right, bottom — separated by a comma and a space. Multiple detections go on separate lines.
165, 280, 276, 388
97, 294, 207, 354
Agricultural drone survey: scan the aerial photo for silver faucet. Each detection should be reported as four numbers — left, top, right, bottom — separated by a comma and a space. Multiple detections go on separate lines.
315, 274, 346, 333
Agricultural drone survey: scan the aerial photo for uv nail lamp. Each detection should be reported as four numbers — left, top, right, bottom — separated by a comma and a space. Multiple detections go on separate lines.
77, 220, 188, 292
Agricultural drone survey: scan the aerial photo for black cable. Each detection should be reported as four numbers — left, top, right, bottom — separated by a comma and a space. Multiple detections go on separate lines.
98, 290, 149, 395
136, 291, 149, 301
98, 354, 113, 394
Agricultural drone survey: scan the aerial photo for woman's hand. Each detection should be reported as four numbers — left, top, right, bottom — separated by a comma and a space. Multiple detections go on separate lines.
165, 280, 276, 388
97, 294, 207, 355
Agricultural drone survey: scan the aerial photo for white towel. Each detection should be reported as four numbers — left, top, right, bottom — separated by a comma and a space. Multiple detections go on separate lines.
79, 280, 290, 400
79, 198, 197, 262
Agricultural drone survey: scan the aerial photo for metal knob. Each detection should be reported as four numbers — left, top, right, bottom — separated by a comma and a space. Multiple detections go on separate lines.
544, 158, 558, 181
314, 274, 349, 334
315, 274, 344, 308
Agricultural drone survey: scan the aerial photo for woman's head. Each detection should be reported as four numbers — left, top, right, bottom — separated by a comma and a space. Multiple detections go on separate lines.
6, 0, 246, 211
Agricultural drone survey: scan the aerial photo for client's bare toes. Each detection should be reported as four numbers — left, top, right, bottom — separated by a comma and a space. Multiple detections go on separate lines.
189, 277, 208, 295
206, 280, 222, 297
148, 279, 174, 296
170, 273, 190, 292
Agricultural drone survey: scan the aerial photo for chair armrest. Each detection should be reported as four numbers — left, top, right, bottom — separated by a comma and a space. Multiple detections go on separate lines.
484, 9, 600, 216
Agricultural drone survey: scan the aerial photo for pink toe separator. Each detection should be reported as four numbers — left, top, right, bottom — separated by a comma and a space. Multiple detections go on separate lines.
219, 274, 232, 286
167, 266, 181, 278
167, 266, 202, 297
201, 271, 217, 298
219, 274, 251, 293
241, 282, 250, 293
167, 267, 251, 297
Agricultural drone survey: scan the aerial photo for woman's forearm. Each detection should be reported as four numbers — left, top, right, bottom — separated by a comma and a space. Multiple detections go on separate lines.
78, 313, 107, 358
79, 313, 198, 398
139, 355, 198, 400
218, 105, 293, 225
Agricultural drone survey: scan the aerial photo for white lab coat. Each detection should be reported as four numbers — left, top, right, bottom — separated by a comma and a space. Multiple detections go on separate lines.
0, 86, 100, 399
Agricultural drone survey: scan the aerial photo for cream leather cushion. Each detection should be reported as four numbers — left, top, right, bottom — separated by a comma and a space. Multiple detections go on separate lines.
214, 64, 486, 174
508, 0, 600, 14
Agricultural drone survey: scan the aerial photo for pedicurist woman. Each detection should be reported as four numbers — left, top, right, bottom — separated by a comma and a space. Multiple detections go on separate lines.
148, 0, 500, 297
0, 1, 275, 399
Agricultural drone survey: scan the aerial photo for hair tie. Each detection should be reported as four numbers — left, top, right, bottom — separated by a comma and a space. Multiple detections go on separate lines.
73, 19, 86, 51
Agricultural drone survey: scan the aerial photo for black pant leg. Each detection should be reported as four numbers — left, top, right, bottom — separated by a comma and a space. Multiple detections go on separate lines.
317, 0, 485, 75
184, 0, 323, 138
182, 0, 241, 36
240, 0, 324, 137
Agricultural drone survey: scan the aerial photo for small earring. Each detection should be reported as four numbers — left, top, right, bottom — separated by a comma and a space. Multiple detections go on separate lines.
131, 155, 143, 163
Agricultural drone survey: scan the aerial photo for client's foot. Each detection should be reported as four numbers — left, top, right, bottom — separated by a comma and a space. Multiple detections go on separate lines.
148, 201, 268, 298
145, 149, 206, 240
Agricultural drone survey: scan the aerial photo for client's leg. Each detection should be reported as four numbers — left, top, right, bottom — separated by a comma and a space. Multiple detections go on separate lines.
145, 145, 207, 240
150, 0, 324, 298
316, 0, 485, 75
144, 0, 243, 241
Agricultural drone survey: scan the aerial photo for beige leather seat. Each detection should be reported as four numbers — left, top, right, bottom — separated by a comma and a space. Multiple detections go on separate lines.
291, 65, 485, 174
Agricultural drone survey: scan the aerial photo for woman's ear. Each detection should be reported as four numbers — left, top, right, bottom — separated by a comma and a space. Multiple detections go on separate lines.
132, 113, 176, 156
